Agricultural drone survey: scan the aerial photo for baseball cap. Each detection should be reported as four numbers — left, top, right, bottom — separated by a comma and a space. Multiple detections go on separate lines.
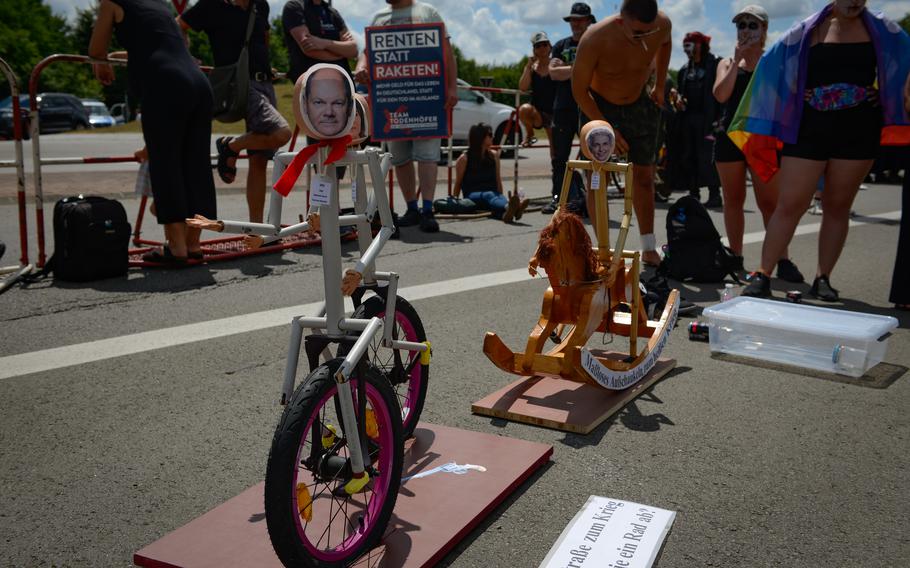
531, 31, 550, 45
733, 4, 769, 23
563, 2, 596, 22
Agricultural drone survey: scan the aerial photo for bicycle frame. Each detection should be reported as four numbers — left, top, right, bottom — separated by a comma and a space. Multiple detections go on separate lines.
218, 146, 429, 479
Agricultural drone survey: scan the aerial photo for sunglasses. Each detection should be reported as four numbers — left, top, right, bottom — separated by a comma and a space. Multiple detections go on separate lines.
534, 42, 550, 48
737, 21, 760, 30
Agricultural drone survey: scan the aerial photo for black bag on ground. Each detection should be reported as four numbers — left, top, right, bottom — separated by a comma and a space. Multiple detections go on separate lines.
658, 195, 740, 282
49, 195, 131, 281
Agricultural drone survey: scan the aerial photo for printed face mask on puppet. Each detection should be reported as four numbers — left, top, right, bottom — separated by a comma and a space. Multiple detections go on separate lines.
737, 20, 762, 46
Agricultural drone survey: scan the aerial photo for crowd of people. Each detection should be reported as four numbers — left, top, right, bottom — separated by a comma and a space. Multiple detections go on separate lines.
86, 0, 909, 309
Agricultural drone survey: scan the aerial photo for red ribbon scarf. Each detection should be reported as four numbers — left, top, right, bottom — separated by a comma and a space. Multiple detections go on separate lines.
273, 135, 353, 197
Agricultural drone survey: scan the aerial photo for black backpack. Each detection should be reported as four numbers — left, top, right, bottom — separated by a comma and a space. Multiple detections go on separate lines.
658, 195, 741, 282
47, 195, 131, 281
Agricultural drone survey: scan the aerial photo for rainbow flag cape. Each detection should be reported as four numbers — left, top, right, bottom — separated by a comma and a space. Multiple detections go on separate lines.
727, 5, 910, 182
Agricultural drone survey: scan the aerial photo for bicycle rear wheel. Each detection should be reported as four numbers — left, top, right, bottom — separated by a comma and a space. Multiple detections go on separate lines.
265, 358, 403, 568
343, 295, 429, 438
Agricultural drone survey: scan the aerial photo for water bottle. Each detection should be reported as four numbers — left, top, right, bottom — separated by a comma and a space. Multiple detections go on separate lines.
721, 283, 735, 302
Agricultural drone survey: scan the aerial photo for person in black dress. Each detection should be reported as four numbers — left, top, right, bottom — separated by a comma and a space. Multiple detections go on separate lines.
90, 0, 215, 264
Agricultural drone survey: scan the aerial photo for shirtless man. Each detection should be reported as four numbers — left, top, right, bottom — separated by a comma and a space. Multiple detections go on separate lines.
572, 0, 671, 267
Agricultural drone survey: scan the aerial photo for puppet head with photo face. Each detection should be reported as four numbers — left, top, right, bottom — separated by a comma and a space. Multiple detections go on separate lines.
349, 93, 371, 146
293, 63, 356, 140
580, 120, 615, 164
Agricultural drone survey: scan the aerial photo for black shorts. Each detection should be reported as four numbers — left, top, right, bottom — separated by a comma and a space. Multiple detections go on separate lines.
714, 132, 745, 163
586, 90, 660, 165
782, 103, 882, 161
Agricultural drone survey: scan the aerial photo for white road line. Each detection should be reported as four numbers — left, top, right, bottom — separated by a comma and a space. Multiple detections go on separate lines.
0, 268, 533, 380
0, 210, 900, 380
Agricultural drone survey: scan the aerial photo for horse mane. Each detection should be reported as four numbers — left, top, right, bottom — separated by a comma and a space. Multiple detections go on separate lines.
536, 209, 601, 282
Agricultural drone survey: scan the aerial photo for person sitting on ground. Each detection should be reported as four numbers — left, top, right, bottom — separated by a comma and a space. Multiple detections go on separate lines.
518, 31, 556, 156
453, 123, 530, 223
178, 0, 292, 224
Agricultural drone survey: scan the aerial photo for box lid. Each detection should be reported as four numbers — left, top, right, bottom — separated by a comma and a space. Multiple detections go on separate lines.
702, 297, 898, 341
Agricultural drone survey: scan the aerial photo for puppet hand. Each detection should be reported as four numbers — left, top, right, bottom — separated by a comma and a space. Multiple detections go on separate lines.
243, 235, 264, 249
307, 211, 321, 233
341, 269, 362, 296
186, 214, 224, 232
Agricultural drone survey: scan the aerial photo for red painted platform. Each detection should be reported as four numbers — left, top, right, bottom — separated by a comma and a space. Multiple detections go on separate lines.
472, 357, 677, 434
134, 423, 552, 568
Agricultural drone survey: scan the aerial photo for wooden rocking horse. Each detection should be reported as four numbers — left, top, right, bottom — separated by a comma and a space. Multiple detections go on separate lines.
483, 121, 679, 390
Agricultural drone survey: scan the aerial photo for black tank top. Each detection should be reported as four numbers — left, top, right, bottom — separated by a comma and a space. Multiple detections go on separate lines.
462, 154, 498, 194
806, 42, 876, 88
531, 70, 556, 114
721, 67, 752, 130
110, 0, 197, 96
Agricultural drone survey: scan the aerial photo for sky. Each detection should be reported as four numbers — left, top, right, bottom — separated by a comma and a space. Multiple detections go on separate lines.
48, 0, 910, 70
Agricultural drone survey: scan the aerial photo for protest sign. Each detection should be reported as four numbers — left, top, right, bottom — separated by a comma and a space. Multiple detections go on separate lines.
539, 496, 676, 568
365, 23, 450, 141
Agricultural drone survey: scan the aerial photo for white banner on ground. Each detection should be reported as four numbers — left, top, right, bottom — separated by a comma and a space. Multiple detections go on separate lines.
539, 496, 676, 568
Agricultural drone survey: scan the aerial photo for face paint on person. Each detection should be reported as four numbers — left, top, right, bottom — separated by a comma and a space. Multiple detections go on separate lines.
736, 17, 763, 46
683, 41, 696, 58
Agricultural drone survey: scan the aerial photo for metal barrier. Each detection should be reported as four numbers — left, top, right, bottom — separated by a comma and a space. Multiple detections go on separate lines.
0, 56, 35, 291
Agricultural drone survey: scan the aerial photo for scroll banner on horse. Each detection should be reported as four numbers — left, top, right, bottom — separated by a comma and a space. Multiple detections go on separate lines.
366, 22, 450, 141
539, 496, 676, 568
580, 295, 679, 390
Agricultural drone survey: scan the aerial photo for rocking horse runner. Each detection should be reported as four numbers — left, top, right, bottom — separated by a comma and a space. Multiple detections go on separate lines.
484, 120, 679, 390
188, 64, 431, 568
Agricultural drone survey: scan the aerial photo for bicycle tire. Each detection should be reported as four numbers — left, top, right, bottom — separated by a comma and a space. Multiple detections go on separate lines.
265, 358, 403, 568
341, 295, 429, 438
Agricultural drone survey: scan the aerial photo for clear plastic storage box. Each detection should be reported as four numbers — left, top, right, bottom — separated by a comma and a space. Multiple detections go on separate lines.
702, 297, 898, 377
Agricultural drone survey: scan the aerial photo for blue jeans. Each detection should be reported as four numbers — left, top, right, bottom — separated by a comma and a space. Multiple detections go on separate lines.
466, 190, 507, 217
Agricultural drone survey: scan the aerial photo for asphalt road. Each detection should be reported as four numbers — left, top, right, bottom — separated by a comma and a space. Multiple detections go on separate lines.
0, 136, 908, 568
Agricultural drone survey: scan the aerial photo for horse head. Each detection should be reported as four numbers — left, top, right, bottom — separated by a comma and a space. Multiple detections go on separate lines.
533, 209, 602, 287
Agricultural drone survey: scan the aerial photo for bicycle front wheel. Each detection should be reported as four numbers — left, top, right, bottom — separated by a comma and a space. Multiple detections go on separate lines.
265, 359, 403, 568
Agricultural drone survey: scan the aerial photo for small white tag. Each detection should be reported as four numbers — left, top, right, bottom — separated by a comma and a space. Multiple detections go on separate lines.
310, 174, 332, 206
591, 171, 601, 190
351, 179, 358, 204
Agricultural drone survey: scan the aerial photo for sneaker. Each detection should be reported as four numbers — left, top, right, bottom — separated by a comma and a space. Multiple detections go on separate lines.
776, 258, 805, 283
398, 208, 420, 227
704, 195, 723, 209
810, 275, 839, 302
418, 211, 439, 233
807, 198, 823, 216
742, 271, 771, 298
502, 193, 520, 223
541, 198, 558, 214
514, 198, 530, 221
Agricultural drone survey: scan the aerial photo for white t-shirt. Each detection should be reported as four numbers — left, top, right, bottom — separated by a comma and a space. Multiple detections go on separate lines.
369, 1, 443, 27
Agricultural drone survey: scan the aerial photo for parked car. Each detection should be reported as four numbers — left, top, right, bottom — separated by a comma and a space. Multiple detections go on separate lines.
0, 95, 31, 140
451, 78, 524, 152
109, 102, 130, 125
0, 92, 91, 138
82, 99, 116, 128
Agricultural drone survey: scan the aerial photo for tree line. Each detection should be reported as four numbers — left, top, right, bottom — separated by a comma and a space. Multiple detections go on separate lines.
2, 0, 908, 108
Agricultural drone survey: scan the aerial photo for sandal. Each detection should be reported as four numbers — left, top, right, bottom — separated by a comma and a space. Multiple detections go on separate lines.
215, 136, 238, 184
521, 136, 538, 148
142, 245, 188, 267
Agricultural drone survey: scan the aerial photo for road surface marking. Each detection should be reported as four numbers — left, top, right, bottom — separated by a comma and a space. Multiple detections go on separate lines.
0, 210, 900, 380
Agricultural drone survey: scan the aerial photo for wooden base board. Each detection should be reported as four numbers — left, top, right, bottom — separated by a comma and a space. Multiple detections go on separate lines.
472, 357, 676, 434
133, 423, 552, 568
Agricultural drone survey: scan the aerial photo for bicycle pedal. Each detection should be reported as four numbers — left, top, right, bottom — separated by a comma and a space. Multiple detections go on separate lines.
344, 472, 371, 495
